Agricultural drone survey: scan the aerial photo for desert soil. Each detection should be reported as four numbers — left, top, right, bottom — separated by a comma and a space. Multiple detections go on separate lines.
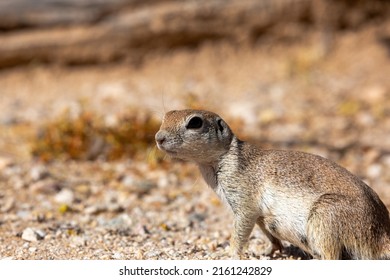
1, 21, 390, 259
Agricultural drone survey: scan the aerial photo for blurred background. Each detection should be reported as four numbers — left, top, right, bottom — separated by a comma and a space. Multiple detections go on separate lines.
0, 0, 390, 259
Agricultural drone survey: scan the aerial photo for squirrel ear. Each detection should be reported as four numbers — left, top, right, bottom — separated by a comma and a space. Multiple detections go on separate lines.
216, 118, 231, 138
217, 119, 224, 132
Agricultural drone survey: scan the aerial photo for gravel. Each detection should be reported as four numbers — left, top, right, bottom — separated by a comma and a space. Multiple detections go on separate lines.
1, 153, 389, 260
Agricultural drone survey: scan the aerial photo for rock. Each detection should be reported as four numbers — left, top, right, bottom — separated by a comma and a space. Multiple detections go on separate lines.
156, 173, 179, 189
29, 165, 49, 181
134, 180, 156, 195
98, 214, 133, 230
367, 164, 382, 179
30, 179, 62, 194
356, 112, 374, 127
112, 252, 122, 259
17, 210, 32, 220
35, 229, 46, 240
189, 213, 207, 223
21, 228, 42, 242
70, 236, 88, 247
143, 195, 168, 209
84, 205, 106, 215
106, 203, 124, 213
122, 176, 157, 196
121, 174, 135, 187
55, 189, 75, 205
29, 247, 37, 253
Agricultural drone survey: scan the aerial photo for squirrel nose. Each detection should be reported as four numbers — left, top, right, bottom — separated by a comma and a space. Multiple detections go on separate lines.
155, 131, 166, 145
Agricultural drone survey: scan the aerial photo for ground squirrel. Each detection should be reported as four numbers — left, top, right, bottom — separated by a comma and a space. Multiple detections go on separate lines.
155, 109, 390, 260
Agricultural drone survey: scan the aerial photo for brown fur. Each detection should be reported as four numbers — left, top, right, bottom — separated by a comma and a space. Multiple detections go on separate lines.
155, 109, 390, 259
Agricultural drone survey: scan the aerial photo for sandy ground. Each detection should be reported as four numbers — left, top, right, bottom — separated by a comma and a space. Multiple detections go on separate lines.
0, 21, 390, 259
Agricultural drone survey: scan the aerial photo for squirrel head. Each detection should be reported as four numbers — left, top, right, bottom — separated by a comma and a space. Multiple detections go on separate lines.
155, 109, 234, 164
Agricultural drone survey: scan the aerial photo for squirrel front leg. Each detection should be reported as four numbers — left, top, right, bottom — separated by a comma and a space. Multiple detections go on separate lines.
229, 215, 256, 259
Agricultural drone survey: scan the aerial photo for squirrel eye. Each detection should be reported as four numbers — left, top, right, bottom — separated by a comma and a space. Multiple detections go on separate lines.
186, 116, 203, 129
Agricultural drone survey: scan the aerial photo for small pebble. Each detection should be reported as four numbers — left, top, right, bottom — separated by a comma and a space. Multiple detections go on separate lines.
55, 189, 75, 204
22, 228, 38, 242
70, 236, 87, 247
29, 165, 49, 181
29, 247, 37, 253
367, 164, 382, 178
106, 203, 123, 213
21, 228, 45, 242
30, 180, 61, 194
17, 210, 32, 220
35, 229, 46, 240
131, 180, 156, 195
85, 205, 106, 215
112, 252, 122, 259
121, 175, 135, 187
